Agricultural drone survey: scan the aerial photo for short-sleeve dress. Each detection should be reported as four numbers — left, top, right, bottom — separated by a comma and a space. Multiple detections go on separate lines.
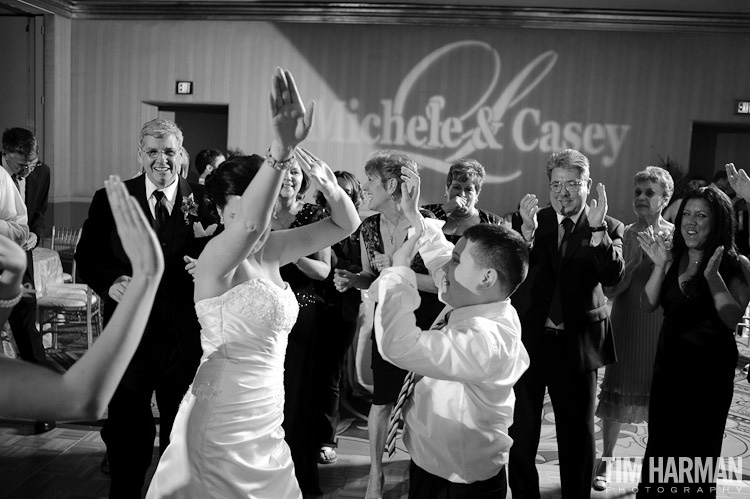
360, 209, 444, 405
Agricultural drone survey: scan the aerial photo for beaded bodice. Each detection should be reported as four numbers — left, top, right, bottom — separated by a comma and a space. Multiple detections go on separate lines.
194, 278, 299, 363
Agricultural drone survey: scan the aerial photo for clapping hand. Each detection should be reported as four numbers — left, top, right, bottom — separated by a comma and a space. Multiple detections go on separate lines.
704, 246, 723, 280
269, 67, 315, 156
333, 268, 357, 292
519, 193, 539, 236
588, 183, 608, 227
106, 175, 164, 279
726, 163, 750, 203
636, 226, 672, 269
372, 251, 392, 273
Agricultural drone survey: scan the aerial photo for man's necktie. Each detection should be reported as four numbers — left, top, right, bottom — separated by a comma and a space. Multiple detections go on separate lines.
548, 217, 574, 326
384, 310, 452, 457
385, 370, 416, 457
153, 190, 169, 234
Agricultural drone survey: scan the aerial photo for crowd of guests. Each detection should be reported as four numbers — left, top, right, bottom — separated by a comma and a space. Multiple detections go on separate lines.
1, 67, 749, 499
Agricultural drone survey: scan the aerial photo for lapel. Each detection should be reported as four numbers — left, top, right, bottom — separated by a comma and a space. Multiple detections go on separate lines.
539, 207, 560, 265
560, 206, 590, 266
24, 171, 38, 213
128, 176, 154, 226
161, 177, 194, 255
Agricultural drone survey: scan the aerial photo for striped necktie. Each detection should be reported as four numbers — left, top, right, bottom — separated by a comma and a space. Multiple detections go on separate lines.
384, 310, 452, 456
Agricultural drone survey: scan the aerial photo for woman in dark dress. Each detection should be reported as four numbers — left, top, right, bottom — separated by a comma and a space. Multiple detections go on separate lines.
636, 186, 749, 498
333, 151, 442, 499
272, 151, 331, 495
313, 171, 364, 466
422, 158, 502, 244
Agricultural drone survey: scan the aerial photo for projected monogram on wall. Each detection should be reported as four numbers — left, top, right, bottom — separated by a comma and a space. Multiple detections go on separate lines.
313, 40, 631, 183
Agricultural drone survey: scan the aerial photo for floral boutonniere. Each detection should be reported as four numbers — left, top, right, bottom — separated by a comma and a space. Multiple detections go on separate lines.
180, 193, 199, 225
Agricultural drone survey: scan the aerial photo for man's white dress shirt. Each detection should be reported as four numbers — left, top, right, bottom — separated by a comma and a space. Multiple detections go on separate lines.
0, 166, 29, 245
371, 219, 530, 484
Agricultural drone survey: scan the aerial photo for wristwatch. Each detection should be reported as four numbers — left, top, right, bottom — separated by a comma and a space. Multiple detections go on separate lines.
589, 221, 607, 233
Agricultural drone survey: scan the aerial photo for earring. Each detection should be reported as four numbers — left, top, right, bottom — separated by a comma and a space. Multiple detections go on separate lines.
219, 215, 224, 225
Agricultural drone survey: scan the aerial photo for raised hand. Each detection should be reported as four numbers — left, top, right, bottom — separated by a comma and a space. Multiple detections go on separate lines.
106, 175, 164, 279
637, 226, 672, 269
399, 168, 422, 228
269, 67, 315, 154
704, 246, 723, 280
588, 183, 608, 227
296, 148, 337, 196
726, 163, 750, 203
519, 193, 539, 235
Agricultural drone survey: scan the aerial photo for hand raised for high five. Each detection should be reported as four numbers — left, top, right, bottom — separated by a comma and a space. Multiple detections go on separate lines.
269, 67, 315, 158
105, 175, 164, 279
726, 163, 750, 204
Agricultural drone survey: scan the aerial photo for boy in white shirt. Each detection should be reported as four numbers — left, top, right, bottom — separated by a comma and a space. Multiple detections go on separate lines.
370, 169, 530, 498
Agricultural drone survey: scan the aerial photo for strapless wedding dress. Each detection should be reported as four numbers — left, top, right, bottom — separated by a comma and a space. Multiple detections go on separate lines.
146, 278, 302, 499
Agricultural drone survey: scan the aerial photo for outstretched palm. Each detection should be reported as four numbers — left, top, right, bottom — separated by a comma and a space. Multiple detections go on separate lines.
269, 68, 315, 151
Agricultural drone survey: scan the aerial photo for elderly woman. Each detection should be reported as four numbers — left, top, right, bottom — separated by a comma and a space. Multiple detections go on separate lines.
636, 186, 750, 498
592, 166, 674, 491
271, 152, 332, 495
422, 158, 502, 243
334, 151, 442, 499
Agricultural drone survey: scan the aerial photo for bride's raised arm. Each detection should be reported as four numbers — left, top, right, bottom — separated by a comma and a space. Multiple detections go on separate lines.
266, 148, 360, 267
196, 68, 314, 295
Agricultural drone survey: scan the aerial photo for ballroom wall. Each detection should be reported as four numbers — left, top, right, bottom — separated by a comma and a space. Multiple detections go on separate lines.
49, 18, 750, 226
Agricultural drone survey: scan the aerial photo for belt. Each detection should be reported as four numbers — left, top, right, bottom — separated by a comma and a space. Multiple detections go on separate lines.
544, 327, 564, 336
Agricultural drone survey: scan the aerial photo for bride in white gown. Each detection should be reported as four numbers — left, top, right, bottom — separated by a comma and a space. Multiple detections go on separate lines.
146, 68, 361, 499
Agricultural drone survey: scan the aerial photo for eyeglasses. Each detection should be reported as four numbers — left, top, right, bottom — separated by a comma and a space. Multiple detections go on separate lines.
3, 153, 38, 174
549, 180, 585, 193
140, 148, 179, 160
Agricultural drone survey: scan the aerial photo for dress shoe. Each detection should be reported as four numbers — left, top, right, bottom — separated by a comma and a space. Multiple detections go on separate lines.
100, 451, 110, 474
33, 420, 55, 434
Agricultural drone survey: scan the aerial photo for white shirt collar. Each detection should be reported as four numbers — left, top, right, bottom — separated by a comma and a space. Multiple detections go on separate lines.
145, 175, 179, 206
555, 206, 584, 227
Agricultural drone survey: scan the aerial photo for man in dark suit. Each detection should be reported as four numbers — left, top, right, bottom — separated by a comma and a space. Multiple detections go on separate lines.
75, 118, 215, 498
1, 128, 48, 367
509, 149, 625, 499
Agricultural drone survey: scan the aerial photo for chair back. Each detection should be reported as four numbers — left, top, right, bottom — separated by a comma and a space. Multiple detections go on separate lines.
50, 227, 83, 281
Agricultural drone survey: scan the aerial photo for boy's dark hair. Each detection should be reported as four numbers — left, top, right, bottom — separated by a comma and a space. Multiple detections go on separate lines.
462, 223, 529, 297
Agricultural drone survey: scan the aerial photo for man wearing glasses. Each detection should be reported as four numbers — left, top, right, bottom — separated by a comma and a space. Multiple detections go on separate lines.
508, 149, 625, 499
76, 118, 214, 498
1, 128, 46, 358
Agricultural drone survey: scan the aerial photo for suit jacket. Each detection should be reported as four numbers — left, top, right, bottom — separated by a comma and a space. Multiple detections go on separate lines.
512, 205, 625, 372
75, 175, 213, 363
24, 162, 50, 243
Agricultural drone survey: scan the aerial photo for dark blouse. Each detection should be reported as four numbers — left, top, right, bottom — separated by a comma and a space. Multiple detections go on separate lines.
278, 203, 329, 295
422, 204, 503, 243
359, 209, 436, 276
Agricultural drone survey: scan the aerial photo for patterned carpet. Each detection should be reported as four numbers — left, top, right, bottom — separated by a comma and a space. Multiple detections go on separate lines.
21, 329, 750, 493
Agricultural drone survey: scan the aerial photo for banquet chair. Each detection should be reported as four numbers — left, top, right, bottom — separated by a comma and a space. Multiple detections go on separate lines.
36, 227, 102, 349
50, 226, 81, 283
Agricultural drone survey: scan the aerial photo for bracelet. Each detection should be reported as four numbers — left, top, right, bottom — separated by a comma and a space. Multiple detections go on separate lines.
266, 148, 296, 171
0, 287, 23, 309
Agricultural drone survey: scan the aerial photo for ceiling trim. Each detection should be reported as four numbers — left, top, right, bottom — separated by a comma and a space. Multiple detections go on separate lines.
5, 1, 750, 33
